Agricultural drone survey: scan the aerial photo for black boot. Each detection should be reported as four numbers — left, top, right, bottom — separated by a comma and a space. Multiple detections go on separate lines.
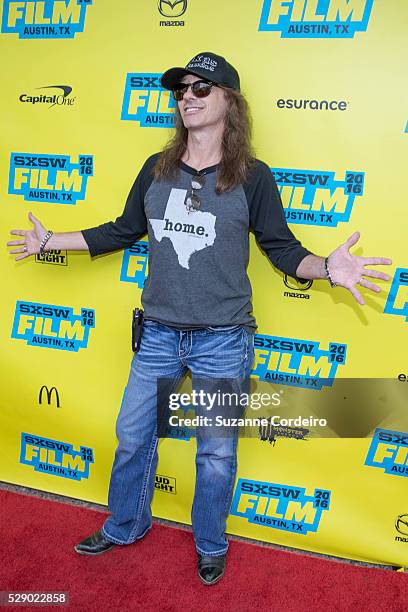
74, 529, 115, 556
197, 553, 226, 585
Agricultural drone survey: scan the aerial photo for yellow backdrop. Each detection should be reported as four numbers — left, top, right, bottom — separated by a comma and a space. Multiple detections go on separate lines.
1, 0, 407, 568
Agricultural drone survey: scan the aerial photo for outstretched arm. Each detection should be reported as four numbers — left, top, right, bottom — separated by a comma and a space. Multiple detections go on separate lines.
7, 154, 159, 261
296, 231, 392, 305
7, 212, 89, 261
246, 162, 392, 304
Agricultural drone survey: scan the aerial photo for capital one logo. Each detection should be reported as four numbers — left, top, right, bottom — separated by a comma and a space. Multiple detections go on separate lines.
259, 0, 374, 38
158, 0, 187, 17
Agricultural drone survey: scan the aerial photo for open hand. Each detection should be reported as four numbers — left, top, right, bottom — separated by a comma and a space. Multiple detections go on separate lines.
328, 231, 392, 305
7, 212, 47, 261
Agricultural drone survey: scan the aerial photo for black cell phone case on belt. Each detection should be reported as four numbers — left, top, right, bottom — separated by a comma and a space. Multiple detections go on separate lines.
132, 308, 144, 352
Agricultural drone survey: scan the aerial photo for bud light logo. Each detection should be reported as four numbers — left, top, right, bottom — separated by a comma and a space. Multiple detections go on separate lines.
1, 0, 93, 39
273, 168, 364, 227
384, 269, 408, 323
20, 433, 94, 480
11, 301, 95, 351
252, 334, 346, 389
9, 153, 93, 205
120, 241, 149, 287
121, 73, 176, 127
231, 479, 331, 534
365, 429, 408, 478
259, 0, 373, 38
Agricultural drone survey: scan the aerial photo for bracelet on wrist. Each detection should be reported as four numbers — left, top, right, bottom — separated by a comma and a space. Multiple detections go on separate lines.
40, 230, 53, 255
324, 256, 337, 288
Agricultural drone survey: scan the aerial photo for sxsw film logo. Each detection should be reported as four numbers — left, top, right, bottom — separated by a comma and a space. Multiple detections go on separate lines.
158, 0, 187, 27
120, 241, 149, 287
11, 301, 95, 352
252, 333, 347, 389
9, 153, 93, 205
1, 0, 93, 39
230, 479, 331, 534
272, 168, 364, 227
121, 74, 176, 127
259, 0, 374, 38
365, 429, 408, 478
35, 249, 68, 265
155, 474, 176, 494
19, 85, 75, 108
384, 269, 408, 323
20, 433, 94, 481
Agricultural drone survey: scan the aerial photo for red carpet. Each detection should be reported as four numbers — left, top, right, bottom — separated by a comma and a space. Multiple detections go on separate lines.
0, 489, 406, 612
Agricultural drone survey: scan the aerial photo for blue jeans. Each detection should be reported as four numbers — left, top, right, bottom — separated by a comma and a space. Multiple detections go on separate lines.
102, 320, 255, 556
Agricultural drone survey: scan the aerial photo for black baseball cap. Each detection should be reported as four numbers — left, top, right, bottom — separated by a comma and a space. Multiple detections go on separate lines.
160, 52, 240, 92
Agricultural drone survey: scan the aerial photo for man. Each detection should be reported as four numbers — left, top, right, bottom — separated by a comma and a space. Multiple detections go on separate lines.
8, 52, 391, 585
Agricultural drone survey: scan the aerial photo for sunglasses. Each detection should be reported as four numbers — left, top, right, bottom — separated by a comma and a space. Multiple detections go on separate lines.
172, 79, 216, 101
185, 173, 205, 213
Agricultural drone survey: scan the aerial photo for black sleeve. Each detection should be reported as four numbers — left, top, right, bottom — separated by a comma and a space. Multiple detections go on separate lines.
244, 159, 314, 281
81, 153, 159, 257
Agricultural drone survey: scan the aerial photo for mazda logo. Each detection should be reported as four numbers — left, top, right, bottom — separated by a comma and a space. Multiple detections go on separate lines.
283, 274, 313, 291
158, 0, 187, 18
395, 514, 408, 536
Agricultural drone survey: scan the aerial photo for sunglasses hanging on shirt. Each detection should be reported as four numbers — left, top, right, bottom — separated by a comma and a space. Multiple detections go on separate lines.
185, 173, 205, 213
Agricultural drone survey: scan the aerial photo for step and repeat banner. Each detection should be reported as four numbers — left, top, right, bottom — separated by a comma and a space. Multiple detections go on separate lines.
1, 1, 407, 568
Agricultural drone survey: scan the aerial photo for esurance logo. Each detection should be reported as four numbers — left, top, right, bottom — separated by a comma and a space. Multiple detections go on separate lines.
384, 269, 408, 323
19, 85, 75, 108
20, 433, 94, 480
11, 301, 95, 351
252, 333, 346, 389
120, 241, 149, 287
121, 74, 176, 127
1, 0, 93, 39
365, 429, 408, 478
259, 0, 373, 38
9, 153, 93, 205
273, 167, 364, 227
231, 479, 330, 534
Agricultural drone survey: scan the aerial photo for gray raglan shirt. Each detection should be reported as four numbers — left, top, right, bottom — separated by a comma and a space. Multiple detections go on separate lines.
81, 154, 313, 331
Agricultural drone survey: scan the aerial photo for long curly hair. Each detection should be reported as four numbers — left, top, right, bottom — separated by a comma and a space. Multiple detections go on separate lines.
153, 87, 255, 194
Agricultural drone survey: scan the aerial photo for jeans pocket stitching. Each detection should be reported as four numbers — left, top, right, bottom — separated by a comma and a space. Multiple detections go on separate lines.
206, 324, 242, 332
